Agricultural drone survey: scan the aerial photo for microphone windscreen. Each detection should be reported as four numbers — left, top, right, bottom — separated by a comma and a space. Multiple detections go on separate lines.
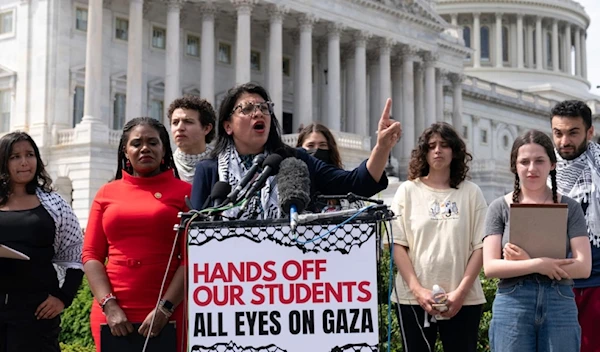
277, 158, 311, 214
262, 154, 283, 173
210, 181, 231, 200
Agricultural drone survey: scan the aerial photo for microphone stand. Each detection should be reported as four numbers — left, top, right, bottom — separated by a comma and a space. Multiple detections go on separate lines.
316, 192, 384, 205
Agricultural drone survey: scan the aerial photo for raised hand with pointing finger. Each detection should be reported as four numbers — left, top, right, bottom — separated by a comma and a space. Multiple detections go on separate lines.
366, 98, 402, 182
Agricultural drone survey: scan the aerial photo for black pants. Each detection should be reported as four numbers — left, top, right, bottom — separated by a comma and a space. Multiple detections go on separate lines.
394, 303, 483, 352
0, 292, 61, 352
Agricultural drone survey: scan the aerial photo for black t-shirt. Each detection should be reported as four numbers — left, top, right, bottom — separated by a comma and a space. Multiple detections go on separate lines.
0, 205, 58, 293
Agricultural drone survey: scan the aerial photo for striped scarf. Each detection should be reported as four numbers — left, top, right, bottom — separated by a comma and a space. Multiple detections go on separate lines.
217, 142, 280, 220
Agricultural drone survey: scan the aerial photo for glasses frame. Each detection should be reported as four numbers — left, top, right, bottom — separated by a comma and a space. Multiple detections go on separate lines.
230, 101, 274, 117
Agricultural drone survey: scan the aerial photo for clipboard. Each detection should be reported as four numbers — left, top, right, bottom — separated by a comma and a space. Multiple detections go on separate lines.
0, 244, 30, 260
509, 203, 568, 259
100, 322, 177, 352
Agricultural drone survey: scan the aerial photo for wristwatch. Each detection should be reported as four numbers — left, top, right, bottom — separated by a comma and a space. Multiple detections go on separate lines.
160, 299, 175, 314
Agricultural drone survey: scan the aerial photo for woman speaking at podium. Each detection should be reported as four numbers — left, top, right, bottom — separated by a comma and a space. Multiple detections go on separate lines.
82, 118, 191, 352
190, 82, 401, 216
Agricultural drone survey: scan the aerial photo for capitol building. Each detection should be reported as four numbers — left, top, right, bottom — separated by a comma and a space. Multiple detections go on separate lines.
0, 0, 598, 226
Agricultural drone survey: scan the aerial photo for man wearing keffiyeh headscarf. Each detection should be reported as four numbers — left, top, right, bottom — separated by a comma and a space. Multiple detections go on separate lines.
551, 100, 600, 352
168, 96, 216, 183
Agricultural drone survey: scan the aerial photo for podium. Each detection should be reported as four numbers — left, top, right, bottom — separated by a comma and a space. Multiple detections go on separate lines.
182, 210, 392, 352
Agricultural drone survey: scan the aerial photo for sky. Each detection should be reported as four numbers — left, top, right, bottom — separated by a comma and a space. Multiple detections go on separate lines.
579, 0, 600, 95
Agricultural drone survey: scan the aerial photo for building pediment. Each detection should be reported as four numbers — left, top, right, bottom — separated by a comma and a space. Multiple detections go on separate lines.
0, 64, 16, 79
352, 0, 449, 31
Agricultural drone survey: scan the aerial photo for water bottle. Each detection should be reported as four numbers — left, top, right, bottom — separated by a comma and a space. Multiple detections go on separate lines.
432, 284, 449, 320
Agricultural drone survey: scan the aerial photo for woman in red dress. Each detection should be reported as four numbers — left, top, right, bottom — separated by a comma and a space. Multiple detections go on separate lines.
83, 117, 191, 352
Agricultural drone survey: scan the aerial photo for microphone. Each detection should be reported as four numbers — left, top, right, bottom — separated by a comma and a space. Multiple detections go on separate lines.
239, 154, 283, 212
277, 158, 311, 232
219, 154, 266, 206
206, 182, 231, 220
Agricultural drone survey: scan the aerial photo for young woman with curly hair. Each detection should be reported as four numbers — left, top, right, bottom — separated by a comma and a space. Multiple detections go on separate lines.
391, 122, 487, 352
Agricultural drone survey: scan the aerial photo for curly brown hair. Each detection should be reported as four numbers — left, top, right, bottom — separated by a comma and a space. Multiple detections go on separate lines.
296, 123, 343, 168
408, 122, 472, 188
167, 95, 216, 143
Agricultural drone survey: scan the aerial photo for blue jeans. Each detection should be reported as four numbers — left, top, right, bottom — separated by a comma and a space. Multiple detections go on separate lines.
490, 276, 581, 352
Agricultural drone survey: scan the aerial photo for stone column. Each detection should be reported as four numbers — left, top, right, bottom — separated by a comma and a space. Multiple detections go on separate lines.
82, 0, 104, 122
495, 13, 503, 68
126, 0, 144, 120
451, 13, 458, 27
535, 16, 543, 70
449, 73, 464, 134
291, 30, 301, 127
327, 23, 343, 131
164, 0, 182, 124
552, 19, 559, 72
368, 52, 380, 148
401, 47, 417, 160
517, 14, 524, 69
436, 69, 445, 121
575, 27, 582, 76
344, 45, 355, 133
14, 0, 30, 130
379, 39, 392, 113
267, 5, 285, 121
200, 3, 216, 105
298, 15, 316, 129
565, 23, 572, 75
233, 0, 254, 85
423, 52, 436, 127
526, 20, 534, 68
317, 38, 327, 123
414, 63, 424, 141
473, 13, 481, 68
581, 31, 587, 79
354, 32, 369, 137
391, 57, 403, 175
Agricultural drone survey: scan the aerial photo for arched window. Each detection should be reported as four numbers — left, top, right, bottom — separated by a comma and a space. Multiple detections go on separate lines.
502, 26, 509, 62
481, 26, 490, 60
546, 32, 553, 68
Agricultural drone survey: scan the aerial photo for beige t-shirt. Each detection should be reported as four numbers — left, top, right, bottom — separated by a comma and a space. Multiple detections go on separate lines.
391, 178, 487, 306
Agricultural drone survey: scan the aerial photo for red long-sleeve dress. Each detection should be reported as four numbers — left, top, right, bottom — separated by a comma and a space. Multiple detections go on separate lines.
82, 171, 191, 352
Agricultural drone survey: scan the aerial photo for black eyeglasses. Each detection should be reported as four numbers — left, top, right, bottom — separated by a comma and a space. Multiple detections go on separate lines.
231, 101, 274, 116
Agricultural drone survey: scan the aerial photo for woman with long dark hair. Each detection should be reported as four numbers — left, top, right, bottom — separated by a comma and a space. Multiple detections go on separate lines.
391, 122, 487, 352
483, 129, 591, 351
83, 117, 190, 351
0, 131, 83, 351
191, 82, 401, 216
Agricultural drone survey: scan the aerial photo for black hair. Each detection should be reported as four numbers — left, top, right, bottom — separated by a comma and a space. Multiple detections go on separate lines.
0, 131, 53, 206
551, 100, 592, 130
212, 82, 295, 158
115, 117, 179, 180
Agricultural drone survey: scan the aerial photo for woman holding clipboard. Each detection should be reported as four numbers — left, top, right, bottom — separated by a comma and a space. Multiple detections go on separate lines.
483, 130, 592, 352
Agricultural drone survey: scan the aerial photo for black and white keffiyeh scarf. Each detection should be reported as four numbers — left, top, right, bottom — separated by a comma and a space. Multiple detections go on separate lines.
555, 141, 600, 247
174, 146, 213, 183
217, 142, 280, 220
